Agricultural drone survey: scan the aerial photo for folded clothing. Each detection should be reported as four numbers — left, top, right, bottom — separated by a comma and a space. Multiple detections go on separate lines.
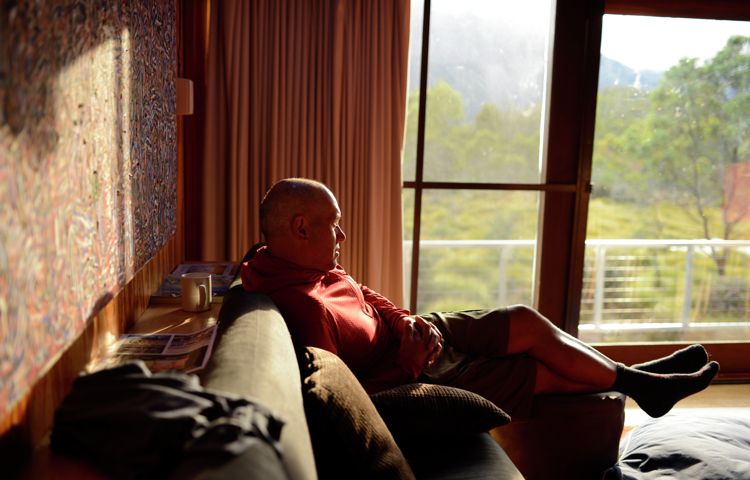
51, 361, 285, 480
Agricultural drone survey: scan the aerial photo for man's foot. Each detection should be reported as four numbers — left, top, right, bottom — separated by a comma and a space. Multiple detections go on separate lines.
631, 344, 709, 374
613, 361, 720, 418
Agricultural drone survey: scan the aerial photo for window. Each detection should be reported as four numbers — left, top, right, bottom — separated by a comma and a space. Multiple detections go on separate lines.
581, 15, 750, 344
406, 0, 750, 375
403, 0, 554, 313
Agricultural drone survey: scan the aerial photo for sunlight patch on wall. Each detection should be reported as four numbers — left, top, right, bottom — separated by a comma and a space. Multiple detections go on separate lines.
0, 1, 176, 414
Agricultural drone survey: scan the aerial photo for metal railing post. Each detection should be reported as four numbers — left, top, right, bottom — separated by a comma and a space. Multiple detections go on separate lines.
497, 245, 510, 306
681, 245, 694, 327
593, 245, 606, 327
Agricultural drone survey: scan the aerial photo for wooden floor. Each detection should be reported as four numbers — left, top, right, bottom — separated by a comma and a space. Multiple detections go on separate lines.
624, 383, 750, 432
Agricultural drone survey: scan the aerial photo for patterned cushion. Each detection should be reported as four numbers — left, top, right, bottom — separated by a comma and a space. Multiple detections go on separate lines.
370, 383, 511, 441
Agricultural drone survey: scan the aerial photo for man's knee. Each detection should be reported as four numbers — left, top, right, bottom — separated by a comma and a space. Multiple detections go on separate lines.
507, 304, 545, 325
507, 304, 533, 316
507, 304, 555, 337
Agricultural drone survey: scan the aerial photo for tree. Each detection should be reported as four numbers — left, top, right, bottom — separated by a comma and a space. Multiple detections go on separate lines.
467, 103, 541, 182
635, 36, 750, 274
403, 80, 467, 181
591, 86, 652, 202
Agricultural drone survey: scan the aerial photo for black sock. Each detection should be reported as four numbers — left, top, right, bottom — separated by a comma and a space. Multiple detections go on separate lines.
631, 344, 709, 374
611, 361, 719, 418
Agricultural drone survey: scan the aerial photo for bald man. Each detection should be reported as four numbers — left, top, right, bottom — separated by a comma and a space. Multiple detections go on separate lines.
241, 178, 719, 419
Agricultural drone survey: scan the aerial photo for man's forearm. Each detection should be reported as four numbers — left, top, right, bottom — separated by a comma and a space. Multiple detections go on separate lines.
360, 285, 411, 334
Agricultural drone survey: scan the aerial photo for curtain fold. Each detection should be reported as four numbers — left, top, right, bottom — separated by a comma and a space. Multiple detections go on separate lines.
185, 0, 410, 305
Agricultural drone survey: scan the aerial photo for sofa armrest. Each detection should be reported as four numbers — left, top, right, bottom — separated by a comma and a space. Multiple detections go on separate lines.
199, 287, 317, 480
491, 391, 625, 480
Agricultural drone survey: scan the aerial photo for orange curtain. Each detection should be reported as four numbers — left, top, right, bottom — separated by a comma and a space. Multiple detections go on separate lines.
184, 0, 410, 305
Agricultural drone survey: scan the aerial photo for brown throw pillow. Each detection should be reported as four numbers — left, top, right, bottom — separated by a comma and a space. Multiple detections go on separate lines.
300, 347, 415, 480
369, 383, 511, 441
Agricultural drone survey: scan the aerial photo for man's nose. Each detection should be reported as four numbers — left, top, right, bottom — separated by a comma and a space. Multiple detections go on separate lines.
336, 226, 346, 242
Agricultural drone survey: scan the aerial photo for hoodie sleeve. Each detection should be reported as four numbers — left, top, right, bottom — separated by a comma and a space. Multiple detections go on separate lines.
360, 285, 411, 337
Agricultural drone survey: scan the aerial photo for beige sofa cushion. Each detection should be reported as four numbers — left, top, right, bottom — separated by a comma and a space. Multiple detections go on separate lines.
201, 290, 317, 480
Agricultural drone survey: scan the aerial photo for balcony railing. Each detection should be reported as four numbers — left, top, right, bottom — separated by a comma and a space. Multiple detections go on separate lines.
404, 239, 750, 337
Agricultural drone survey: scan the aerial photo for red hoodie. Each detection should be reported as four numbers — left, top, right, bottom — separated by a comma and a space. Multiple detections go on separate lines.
241, 246, 415, 391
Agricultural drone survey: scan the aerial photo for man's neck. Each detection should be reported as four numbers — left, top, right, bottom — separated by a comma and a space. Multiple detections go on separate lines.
265, 244, 330, 273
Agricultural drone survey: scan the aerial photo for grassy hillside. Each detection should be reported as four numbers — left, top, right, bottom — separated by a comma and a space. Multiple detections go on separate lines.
587, 198, 750, 240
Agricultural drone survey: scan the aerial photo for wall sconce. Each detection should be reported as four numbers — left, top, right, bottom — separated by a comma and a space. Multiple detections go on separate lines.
176, 78, 193, 116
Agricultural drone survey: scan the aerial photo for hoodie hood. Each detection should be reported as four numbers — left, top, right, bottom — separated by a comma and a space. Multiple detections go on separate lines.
241, 246, 339, 294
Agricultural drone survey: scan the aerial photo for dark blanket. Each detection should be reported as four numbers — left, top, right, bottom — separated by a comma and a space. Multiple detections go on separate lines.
51, 361, 285, 480
605, 411, 750, 480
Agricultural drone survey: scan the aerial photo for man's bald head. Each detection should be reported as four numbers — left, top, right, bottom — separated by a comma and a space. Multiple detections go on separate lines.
259, 178, 346, 271
260, 178, 335, 241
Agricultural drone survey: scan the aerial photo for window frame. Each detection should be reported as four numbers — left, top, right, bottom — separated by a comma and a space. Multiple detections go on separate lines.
405, 0, 750, 379
404, 0, 570, 312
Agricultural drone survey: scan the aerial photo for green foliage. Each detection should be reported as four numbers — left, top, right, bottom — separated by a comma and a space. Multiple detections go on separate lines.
403, 81, 541, 184
587, 198, 750, 240
592, 36, 750, 247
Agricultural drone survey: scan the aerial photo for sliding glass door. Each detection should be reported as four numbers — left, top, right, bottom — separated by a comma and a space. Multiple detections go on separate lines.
404, 0, 750, 376
580, 15, 750, 344
403, 0, 555, 314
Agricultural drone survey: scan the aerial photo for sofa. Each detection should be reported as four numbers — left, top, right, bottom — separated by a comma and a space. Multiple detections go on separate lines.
183, 279, 625, 479
185, 282, 524, 479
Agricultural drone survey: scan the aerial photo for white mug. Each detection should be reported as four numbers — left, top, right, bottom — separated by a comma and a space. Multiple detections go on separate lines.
181, 272, 212, 312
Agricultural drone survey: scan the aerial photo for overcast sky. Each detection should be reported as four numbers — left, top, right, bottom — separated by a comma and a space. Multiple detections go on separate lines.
601, 15, 750, 71
425, 2, 749, 72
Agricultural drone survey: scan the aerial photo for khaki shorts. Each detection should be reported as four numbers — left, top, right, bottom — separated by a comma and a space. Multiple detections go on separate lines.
418, 308, 537, 419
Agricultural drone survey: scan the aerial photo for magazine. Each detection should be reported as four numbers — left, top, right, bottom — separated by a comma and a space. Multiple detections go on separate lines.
107, 325, 218, 373
151, 262, 239, 304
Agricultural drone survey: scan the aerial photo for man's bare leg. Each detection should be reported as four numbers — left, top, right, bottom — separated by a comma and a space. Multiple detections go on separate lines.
504, 305, 719, 417
533, 363, 601, 394
505, 305, 617, 390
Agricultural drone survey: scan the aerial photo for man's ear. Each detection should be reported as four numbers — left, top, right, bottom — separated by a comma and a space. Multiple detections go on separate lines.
291, 215, 309, 239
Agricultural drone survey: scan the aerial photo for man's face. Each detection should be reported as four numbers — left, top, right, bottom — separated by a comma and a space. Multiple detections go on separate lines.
304, 190, 346, 271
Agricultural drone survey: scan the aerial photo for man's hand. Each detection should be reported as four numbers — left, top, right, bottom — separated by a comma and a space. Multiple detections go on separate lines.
413, 316, 443, 367
398, 316, 443, 378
